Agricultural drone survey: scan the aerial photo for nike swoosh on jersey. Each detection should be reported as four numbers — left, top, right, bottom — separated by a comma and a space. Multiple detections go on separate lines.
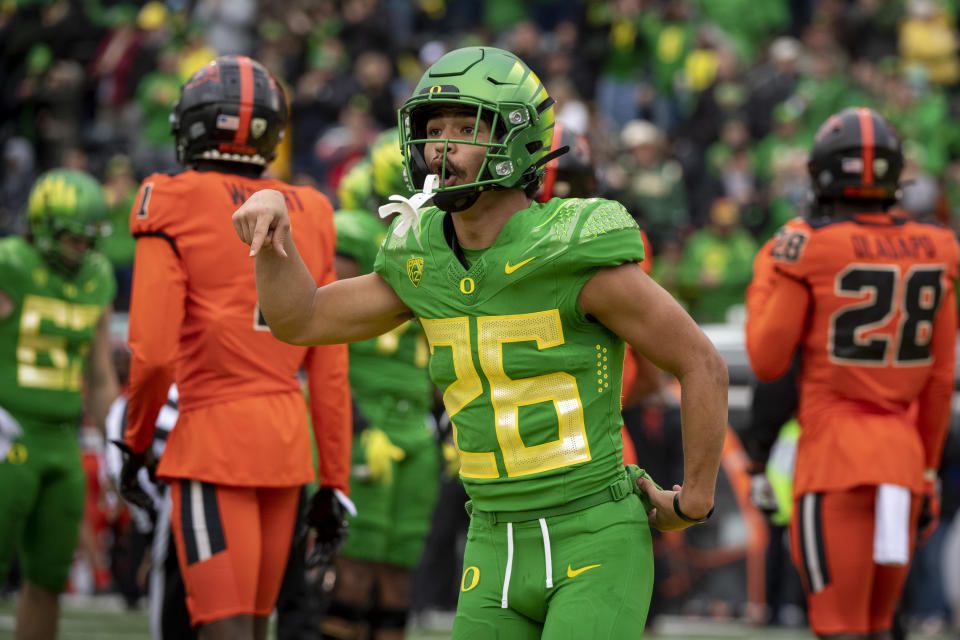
566, 563, 601, 578
504, 256, 537, 274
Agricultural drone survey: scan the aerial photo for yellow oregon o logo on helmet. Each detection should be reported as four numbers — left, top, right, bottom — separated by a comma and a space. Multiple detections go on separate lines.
430, 85, 442, 94
459, 277, 475, 294
461, 566, 480, 592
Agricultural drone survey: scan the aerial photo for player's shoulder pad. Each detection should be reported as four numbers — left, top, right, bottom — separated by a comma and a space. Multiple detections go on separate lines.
536, 197, 638, 242
912, 220, 960, 279
0, 236, 28, 267
129, 172, 187, 235
0, 237, 36, 290
574, 197, 640, 241
781, 216, 810, 231
530, 198, 644, 267
767, 217, 816, 274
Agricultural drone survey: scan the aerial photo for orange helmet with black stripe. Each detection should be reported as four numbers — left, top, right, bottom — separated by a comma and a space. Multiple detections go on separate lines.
171, 55, 287, 169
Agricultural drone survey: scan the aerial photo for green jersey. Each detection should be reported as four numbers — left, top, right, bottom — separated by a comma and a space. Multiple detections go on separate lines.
374, 197, 645, 511
335, 210, 433, 427
0, 237, 115, 425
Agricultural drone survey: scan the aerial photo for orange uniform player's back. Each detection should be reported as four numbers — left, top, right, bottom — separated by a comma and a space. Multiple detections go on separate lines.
746, 213, 959, 495
130, 171, 335, 410
126, 170, 350, 488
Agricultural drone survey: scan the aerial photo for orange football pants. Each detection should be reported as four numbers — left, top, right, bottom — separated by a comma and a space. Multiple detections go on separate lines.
790, 486, 922, 635
169, 480, 300, 626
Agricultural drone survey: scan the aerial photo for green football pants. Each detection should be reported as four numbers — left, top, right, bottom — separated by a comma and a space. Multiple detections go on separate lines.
452, 493, 654, 639
340, 424, 440, 568
0, 421, 85, 592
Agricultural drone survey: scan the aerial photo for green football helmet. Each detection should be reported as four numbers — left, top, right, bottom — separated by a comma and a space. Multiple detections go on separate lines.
338, 129, 414, 212
370, 128, 412, 202
27, 169, 110, 275
337, 158, 374, 212
398, 46, 563, 212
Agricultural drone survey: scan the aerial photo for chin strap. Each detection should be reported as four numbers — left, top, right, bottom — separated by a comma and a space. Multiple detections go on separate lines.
433, 185, 483, 212
534, 145, 570, 171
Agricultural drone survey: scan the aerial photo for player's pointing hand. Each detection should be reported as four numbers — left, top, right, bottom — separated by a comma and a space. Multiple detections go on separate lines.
232, 189, 290, 257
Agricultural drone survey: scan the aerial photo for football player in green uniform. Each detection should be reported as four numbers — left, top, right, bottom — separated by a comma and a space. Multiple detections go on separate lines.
0, 169, 118, 640
234, 46, 727, 638
328, 129, 440, 639
337, 155, 376, 213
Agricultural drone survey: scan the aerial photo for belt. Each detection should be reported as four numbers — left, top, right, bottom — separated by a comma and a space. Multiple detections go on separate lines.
468, 468, 643, 525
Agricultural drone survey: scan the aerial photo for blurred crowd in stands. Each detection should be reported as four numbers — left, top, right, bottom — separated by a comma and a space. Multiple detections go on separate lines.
3, 0, 960, 634
4, 0, 960, 322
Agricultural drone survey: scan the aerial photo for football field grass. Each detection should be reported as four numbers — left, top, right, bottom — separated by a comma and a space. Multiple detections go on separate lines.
1, 598, 956, 639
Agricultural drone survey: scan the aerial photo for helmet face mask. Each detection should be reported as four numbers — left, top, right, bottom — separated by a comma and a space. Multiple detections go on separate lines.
171, 55, 287, 169
398, 47, 556, 212
27, 169, 110, 276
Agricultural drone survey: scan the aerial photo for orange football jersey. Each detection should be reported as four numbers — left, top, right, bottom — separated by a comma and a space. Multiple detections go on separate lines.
125, 170, 351, 489
746, 213, 958, 494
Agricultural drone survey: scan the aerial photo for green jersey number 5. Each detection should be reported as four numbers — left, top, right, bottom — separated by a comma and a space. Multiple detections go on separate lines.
422, 310, 590, 479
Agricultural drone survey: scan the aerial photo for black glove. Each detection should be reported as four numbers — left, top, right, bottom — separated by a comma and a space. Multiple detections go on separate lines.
111, 440, 156, 513
304, 486, 348, 569
917, 475, 941, 546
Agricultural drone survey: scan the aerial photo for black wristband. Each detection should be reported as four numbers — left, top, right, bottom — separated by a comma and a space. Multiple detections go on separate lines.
673, 493, 714, 523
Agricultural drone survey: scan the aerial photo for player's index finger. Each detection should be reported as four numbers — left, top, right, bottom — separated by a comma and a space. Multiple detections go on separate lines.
249, 212, 271, 256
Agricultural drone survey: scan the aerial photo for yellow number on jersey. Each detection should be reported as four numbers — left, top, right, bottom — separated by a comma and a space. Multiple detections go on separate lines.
422, 310, 589, 479
422, 317, 496, 478
18, 295, 101, 390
